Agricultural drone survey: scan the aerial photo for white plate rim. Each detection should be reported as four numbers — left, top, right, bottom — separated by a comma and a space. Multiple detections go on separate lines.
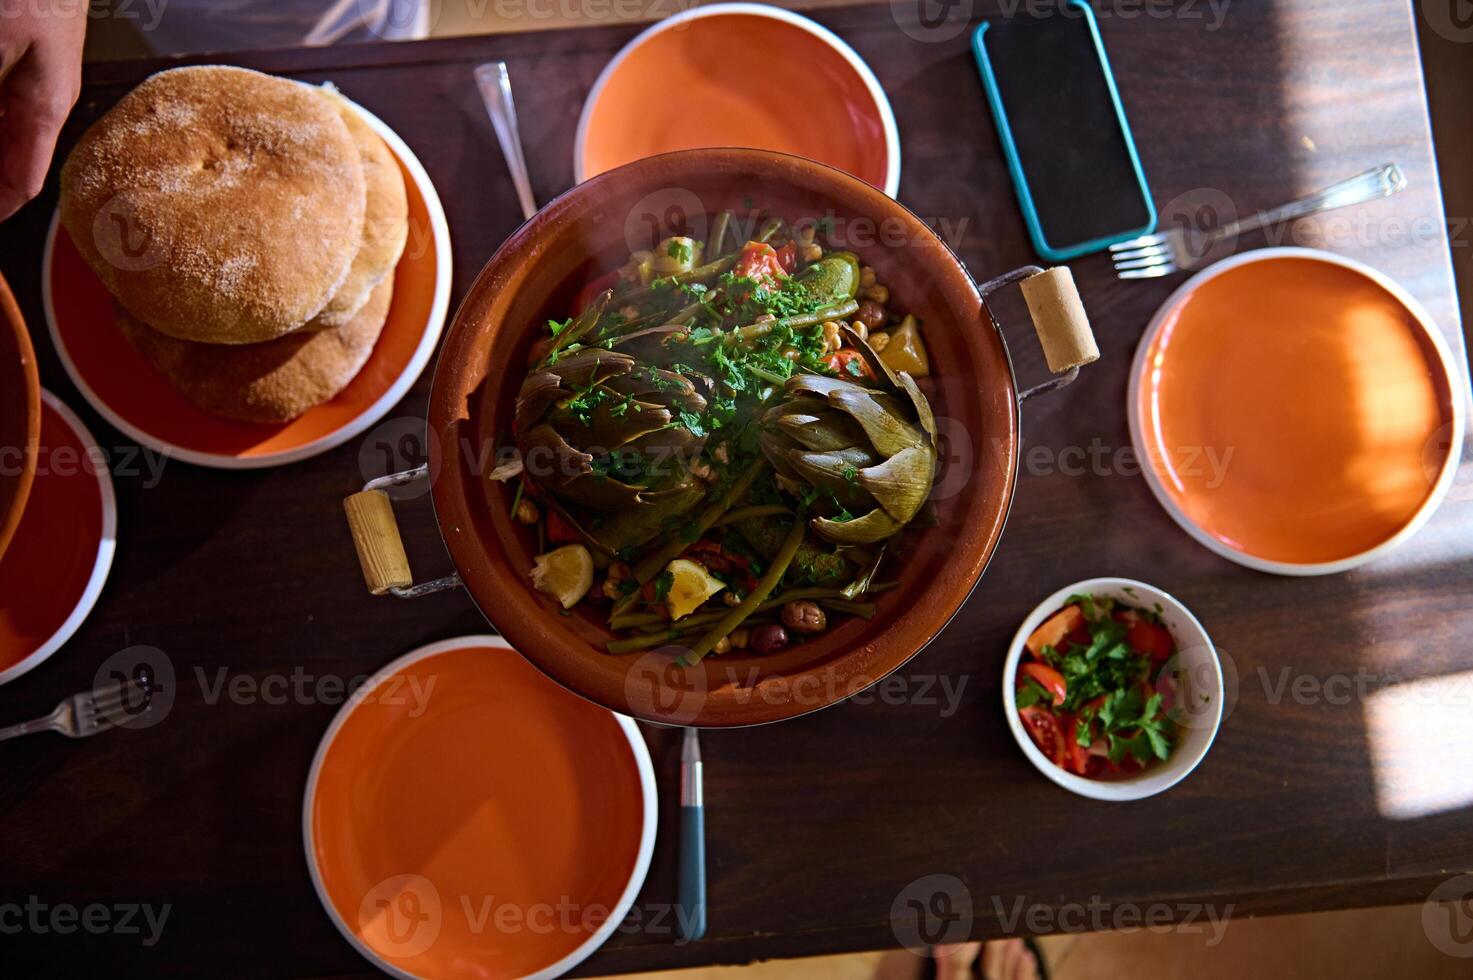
0, 389, 117, 687
301, 634, 658, 980
573, 2, 902, 199
1126, 246, 1468, 576
41, 96, 452, 470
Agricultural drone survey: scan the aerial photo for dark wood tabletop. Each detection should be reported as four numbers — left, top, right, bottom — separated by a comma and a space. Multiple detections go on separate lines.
2, 1, 1471, 976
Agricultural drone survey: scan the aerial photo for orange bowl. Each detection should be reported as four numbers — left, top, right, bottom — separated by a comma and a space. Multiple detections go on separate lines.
0, 272, 40, 563
428, 148, 1021, 727
576, 4, 899, 196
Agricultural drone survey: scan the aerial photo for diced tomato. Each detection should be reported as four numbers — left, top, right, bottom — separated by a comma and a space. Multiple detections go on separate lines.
1018, 706, 1066, 767
1127, 619, 1175, 662
1026, 604, 1085, 657
1019, 662, 1067, 706
545, 509, 579, 543
824, 348, 875, 380
733, 241, 788, 284
775, 242, 797, 274
572, 269, 621, 315
1062, 714, 1090, 775
1065, 622, 1091, 648
683, 540, 757, 592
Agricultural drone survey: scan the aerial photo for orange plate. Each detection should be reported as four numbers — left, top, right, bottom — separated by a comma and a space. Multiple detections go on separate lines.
0, 392, 116, 685
1130, 249, 1463, 573
42, 101, 449, 468
304, 636, 656, 980
577, 6, 898, 195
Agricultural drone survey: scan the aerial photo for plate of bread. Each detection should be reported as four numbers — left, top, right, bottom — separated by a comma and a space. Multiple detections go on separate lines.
44, 65, 451, 468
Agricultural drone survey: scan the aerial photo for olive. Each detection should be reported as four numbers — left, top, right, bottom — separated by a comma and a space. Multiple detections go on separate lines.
749, 623, 790, 655
854, 300, 887, 330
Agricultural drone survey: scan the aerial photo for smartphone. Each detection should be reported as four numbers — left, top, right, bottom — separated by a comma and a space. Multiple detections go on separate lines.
973, 2, 1155, 261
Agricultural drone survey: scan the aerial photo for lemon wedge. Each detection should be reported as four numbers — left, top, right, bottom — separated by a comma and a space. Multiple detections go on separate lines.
529, 544, 593, 609
664, 558, 725, 620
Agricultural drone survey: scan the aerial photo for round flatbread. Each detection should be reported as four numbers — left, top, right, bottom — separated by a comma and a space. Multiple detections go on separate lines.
60, 65, 366, 345
114, 277, 393, 423
306, 91, 408, 330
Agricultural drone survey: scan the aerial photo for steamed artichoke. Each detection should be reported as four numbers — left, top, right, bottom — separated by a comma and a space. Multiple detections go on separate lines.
514, 346, 709, 512
759, 330, 938, 544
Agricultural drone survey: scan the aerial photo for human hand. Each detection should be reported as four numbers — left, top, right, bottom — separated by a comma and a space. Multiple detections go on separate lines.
0, 3, 86, 221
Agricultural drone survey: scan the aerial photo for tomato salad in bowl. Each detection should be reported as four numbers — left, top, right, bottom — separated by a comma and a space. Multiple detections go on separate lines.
1003, 578, 1223, 802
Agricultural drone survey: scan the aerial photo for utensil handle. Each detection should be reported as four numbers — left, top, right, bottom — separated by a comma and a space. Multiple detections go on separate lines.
0, 713, 57, 742
979, 265, 1100, 402
474, 62, 538, 222
1215, 163, 1406, 241
344, 489, 413, 595
677, 804, 707, 942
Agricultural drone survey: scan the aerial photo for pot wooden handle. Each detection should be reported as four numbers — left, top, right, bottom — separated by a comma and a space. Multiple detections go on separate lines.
343, 490, 412, 595
1019, 267, 1100, 374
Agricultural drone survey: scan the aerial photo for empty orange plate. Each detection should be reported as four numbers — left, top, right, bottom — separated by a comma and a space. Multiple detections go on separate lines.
576, 4, 899, 196
42, 98, 451, 469
1129, 248, 1464, 574
0, 391, 116, 685
304, 636, 656, 980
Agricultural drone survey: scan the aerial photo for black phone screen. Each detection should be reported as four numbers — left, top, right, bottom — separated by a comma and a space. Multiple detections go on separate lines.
981, 12, 1152, 250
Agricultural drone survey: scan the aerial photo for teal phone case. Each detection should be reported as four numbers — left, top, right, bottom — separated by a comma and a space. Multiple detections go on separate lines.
972, 2, 1156, 262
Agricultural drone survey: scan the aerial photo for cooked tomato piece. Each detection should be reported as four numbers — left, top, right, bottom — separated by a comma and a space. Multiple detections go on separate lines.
1018, 706, 1066, 767
775, 242, 797, 273
1019, 662, 1067, 706
1127, 619, 1175, 662
1026, 604, 1085, 657
545, 509, 579, 543
824, 348, 875, 380
733, 241, 788, 284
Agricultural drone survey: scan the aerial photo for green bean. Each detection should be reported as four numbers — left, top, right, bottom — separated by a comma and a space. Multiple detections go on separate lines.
757, 217, 784, 243
709, 211, 732, 259
608, 459, 768, 621
550, 291, 610, 355
682, 516, 806, 665
618, 255, 737, 304
818, 598, 877, 619
727, 300, 859, 344
713, 505, 792, 527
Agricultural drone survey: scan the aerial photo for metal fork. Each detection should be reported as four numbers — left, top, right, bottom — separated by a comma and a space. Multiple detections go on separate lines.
474, 61, 538, 222
0, 672, 153, 742
1109, 163, 1407, 279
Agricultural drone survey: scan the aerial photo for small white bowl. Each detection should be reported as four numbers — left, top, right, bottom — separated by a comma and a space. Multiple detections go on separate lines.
1002, 577, 1223, 801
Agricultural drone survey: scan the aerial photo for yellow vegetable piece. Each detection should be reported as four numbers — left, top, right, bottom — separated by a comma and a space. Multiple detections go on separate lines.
878, 315, 930, 377
664, 558, 726, 620
529, 544, 594, 609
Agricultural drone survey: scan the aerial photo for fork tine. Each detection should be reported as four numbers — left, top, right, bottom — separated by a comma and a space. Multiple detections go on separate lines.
1118, 263, 1178, 279
1108, 233, 1164, 252
1110, 242, 1174, 263
1113, 251, 1178, 271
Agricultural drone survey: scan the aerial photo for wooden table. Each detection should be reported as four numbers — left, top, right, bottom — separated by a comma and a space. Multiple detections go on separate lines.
2, 1, 1470, 975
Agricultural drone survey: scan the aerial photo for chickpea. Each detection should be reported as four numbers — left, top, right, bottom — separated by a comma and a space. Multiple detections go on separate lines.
797, 224, 817, 245
861, 283, 890, 305
868, 330, 891, 353
712, 636, 732, 655
723, 591, 742, 606
514, 498, 540, 524
690, 459, 714, 481
799, 242, 823, 263
618, 304, 640, 320
847, 319, 869, 342
859, 265, 877, 290
855, 300, 887, 330
600, 578, 623, 600
781, 600, 827, 633
608, 561, 631, 581
729, 627, 750, 650
599, 563, 631, 601
713, 443, 730, 464
821, 320, 844, 353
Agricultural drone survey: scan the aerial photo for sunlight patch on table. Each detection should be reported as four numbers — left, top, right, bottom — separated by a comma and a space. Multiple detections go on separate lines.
1366, 669, 1473, 820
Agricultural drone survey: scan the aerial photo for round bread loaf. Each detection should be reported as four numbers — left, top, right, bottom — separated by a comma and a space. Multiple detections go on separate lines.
114, 276, 393, 423
306, 91, 408, 330
60, 65, 366, 345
